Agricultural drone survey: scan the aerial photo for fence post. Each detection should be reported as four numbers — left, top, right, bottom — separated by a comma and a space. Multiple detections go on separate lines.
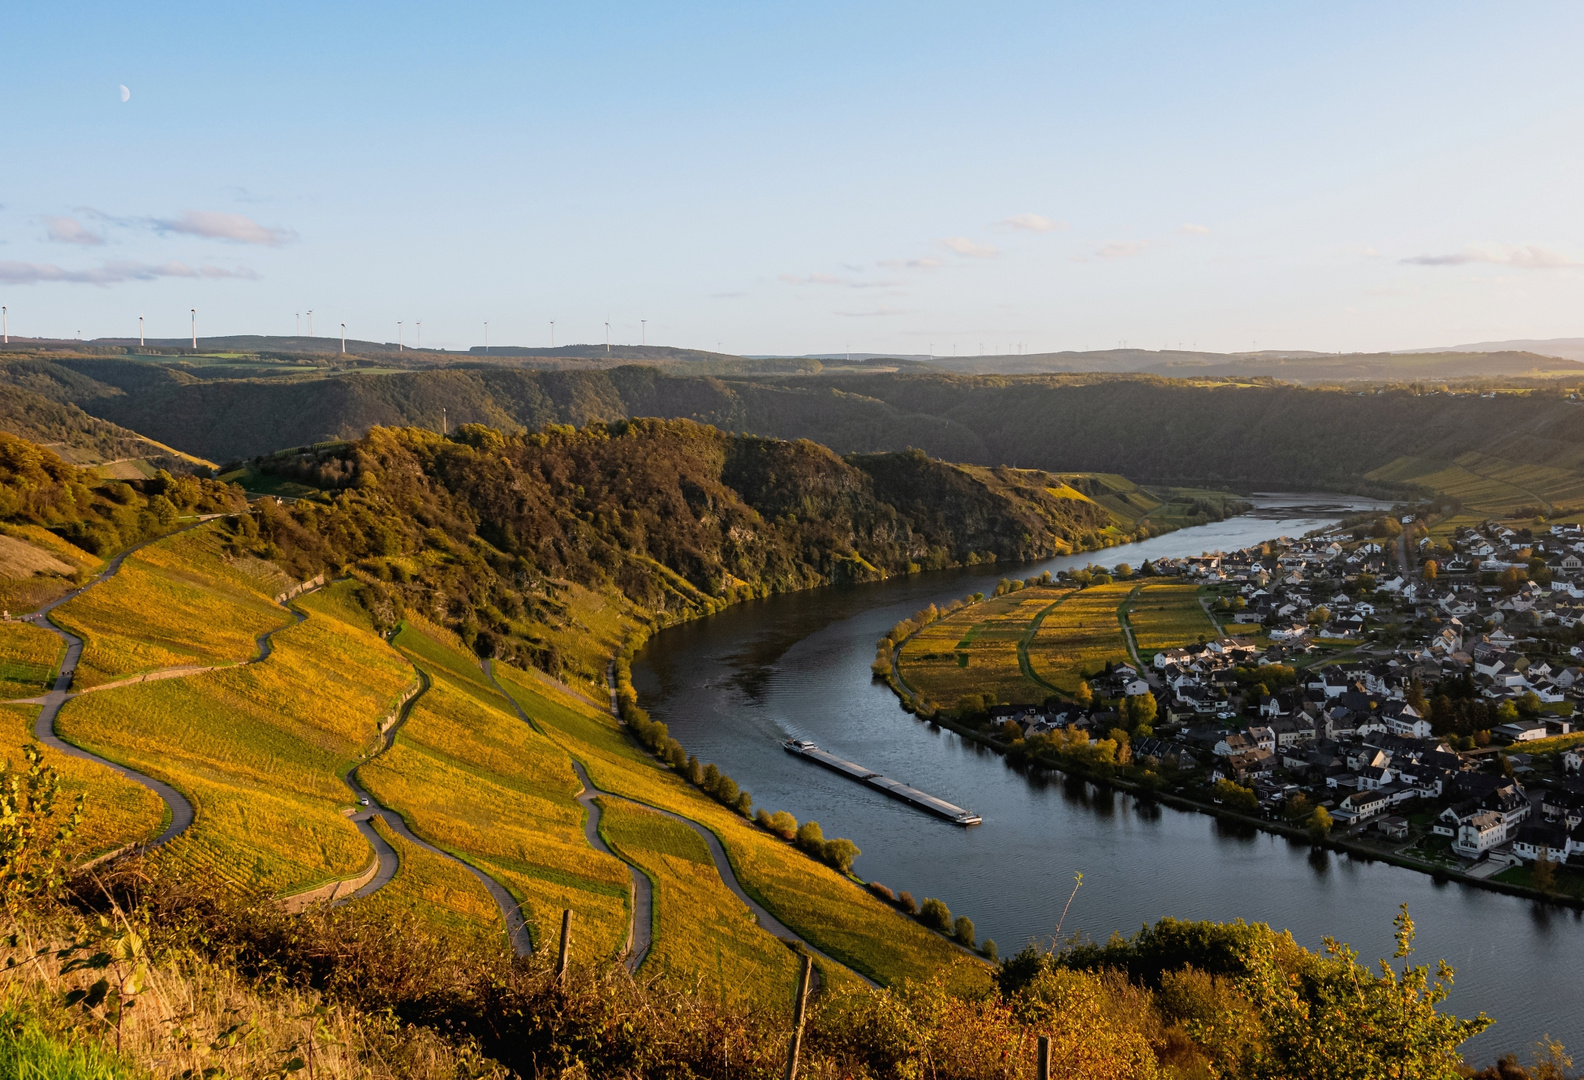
556, 909, 572, 984
782, 953, 813, 1080
1036, 1034, 1050, 1080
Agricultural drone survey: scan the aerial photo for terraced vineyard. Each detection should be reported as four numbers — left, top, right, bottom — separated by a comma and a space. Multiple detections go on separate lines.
16, 514, 992, 1001
51, 527, 295, 687
55, 575, 412, 896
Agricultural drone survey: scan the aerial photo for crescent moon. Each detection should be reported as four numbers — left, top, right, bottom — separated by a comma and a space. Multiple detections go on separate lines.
119, 85, 131, 102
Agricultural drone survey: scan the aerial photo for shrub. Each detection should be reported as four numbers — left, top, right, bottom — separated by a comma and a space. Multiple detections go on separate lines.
952, 915, 975, 947
821, 838, 860, 875
896, 891, 918, 915
795, 821, 825, 855
733, 791, 753, 818
919, 898, 951, 933
867, 882, 896, 903
981, 939, 998, 962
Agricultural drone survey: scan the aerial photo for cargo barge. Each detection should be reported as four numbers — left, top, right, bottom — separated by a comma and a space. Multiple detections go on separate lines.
782, 739, 982, 825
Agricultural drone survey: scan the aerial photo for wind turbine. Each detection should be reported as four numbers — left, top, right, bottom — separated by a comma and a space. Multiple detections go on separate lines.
341, 323, 346, 354
641, 319, 646, 346
398, 321, 403, 352
191, 308, 197, 350
2, 306, 6, 344
139, 316, 144, 347
416, 321, 421, 349
484, 322, 489, 353
605, 319, 610, 354
550, 320, 555, 347
296, 313, 300, 336
307, 310, 314, 337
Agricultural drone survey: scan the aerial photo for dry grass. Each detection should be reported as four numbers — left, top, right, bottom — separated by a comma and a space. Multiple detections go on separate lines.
0, 619, 65, 697
1026, 582, 1135, 692
56, 584, 412, 896
598, 798, 803, 1007
0, 705, 166, 862
52, 527, 294, 687
0, 908, 505, 1080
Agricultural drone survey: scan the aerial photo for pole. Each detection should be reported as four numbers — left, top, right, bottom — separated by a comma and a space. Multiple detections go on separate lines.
1036, 1035, 1050, 1080
782, 953, 813, 1080
556, 909, 572, 983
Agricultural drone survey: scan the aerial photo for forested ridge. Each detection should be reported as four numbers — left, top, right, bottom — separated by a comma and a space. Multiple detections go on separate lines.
5, 353, 1583, 494
234, 420, 1132, 683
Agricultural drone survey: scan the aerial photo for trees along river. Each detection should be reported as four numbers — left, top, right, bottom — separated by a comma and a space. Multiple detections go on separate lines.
635, 495, 1581, 1062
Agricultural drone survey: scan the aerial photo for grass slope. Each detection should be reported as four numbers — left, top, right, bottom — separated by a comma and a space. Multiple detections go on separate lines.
360, 620, 631, 958
1026, 582, 1136, 692
899, 587, 1071, 706
597, 798, 803, 1007
1128, 583, 1217, 657
0, 704, 166, 861
52, 528, 295, 687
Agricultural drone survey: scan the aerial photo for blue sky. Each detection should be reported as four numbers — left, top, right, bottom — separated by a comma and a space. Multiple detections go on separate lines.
4, 2, 1583, 354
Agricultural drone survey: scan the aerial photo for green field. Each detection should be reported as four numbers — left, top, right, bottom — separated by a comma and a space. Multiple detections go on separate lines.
1026, 582, 1137, 692
898, 587, 1071, 705
1127, 583, 1217, 656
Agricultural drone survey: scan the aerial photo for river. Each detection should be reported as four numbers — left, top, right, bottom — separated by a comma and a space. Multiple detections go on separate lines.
634, 495, 1583, 1062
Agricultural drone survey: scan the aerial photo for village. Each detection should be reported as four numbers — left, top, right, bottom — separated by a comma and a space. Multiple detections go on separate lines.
996, 515, 1584, 889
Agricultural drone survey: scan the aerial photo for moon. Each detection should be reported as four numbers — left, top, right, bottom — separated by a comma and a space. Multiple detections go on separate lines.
119, 85, 131, 103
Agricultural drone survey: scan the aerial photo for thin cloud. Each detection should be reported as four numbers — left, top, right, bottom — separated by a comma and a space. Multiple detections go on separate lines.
0, 260, 259, 286
836, 305, 907, 317
43, 216, 105, 246
780, 272, 898, 288
1179, 224, 1211, 235
1097, 241, 1145, 260
943, 236, 999, 259
877, 256, 943, 270
1401, 244, 1579, 269
152, 210, 295, 246
1003, 213, 1068, 233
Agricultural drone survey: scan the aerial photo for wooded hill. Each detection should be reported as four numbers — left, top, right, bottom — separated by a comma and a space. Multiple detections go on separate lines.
232, 421, 1202, 690
6, 350, 1584, 506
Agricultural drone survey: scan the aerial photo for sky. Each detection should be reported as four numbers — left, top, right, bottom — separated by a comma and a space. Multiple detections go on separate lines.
3, 1, 1584, 355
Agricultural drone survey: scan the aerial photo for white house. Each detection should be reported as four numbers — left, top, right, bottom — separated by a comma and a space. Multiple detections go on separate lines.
1453, 811, 1507, 857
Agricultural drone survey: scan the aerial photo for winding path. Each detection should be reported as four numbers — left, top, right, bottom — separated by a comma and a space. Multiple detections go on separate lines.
19, 523, 233, 851
339, 665, 534, 955
500, 655, 874, 981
